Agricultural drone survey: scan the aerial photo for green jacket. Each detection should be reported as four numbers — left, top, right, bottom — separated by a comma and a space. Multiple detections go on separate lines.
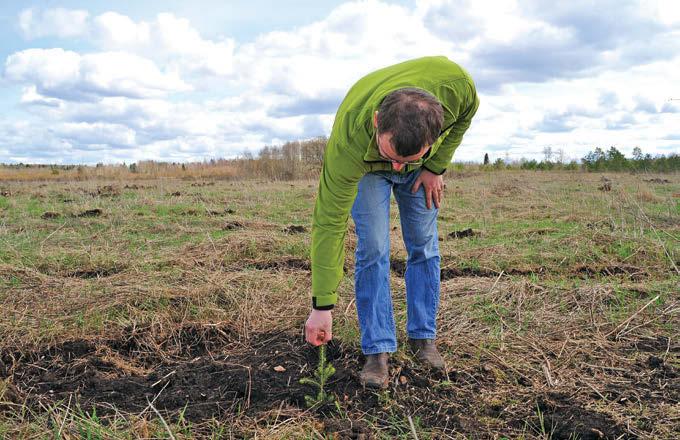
311, 56, 479, 309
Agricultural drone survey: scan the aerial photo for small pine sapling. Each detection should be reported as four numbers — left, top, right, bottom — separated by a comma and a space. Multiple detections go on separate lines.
300, 344, 336, 408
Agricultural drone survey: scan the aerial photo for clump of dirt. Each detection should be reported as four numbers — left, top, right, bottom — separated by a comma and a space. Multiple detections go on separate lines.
524, 392, 626, 439
0, 189, 10, 197
283, 225, 307, 234
123, 184, 155, 190
91, 185, 120, 197
390, 258, 534, 280
76, 208, 103, 218
448, 228, 476, 239
643, 178, 670, 184
222, 221, 245, 230
586, 220, 616, 231
64, 265, 125, 279
170, 191, 182, 196
574, 264, 645, 279
207, 208, 236, 216
190, 182, 215, 187
250, 258, 310, 271
41, 211, 60, 219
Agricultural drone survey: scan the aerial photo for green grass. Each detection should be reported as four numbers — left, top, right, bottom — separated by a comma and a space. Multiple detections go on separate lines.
0, 172, 678, 439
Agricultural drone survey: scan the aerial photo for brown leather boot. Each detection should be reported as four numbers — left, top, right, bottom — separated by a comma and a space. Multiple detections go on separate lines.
408, 339, 446, 370
359, 353, 389, 388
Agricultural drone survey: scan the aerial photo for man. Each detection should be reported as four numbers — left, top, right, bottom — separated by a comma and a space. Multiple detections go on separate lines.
305, 56, 479, 388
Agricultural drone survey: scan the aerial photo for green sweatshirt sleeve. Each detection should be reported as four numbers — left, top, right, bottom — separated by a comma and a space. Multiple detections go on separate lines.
423, 79, 480, 175
310, 133, 367, 309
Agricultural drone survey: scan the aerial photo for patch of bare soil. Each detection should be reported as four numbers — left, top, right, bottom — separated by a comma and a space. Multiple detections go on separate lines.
0, 324, 639, 438
41, 211, 60, 219
643, 178, 670, 184
523, 392, 626, 440
63, 264, 125, 279
90, 185, 120, 197
250, 258, 311, 271
207, 208, 235, 215
447, 228, 476, 239
390, 258, 536, 280
574, 264, 647, 280
283, 225, 307, 234
222, 220, 245, 230
190, 182, 216, 187
75, 208, 103, 218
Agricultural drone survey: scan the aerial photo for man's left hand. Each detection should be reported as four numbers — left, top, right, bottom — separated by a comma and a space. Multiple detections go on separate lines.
412, 169, 444, 209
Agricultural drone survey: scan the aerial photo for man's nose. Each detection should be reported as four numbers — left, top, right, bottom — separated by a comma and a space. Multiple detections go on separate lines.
391, 162, 405, 171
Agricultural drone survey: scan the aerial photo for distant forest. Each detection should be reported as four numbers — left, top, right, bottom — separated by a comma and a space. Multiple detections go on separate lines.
1, 138, 678, 181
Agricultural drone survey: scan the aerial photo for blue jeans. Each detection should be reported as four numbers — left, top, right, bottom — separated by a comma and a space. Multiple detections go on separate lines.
351, 170, 440, 355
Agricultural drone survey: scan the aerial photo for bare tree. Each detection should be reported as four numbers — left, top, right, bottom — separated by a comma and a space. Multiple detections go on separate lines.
543, 146, 553, 162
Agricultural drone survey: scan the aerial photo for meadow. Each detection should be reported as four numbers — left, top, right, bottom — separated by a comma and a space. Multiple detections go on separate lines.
0, 169, 678, 439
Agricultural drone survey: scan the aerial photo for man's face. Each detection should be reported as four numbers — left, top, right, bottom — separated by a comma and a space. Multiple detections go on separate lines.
374, 111, 429, 171
376, 132, 429, 171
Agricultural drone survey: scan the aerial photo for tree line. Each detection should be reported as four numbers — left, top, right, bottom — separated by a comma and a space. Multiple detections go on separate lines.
1, 140, 677, 182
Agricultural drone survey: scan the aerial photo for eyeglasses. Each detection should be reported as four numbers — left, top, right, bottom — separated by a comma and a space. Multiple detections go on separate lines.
375, 132, 431, 165
378, 150, 428, 165
377, 138, 432, 165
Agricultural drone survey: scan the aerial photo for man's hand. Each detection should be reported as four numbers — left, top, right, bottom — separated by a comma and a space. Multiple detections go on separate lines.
412, 169, 444, 209
305, 309, 333, 346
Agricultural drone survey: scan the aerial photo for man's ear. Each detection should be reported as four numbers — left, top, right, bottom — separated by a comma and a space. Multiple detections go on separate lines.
373, 111, 378, 128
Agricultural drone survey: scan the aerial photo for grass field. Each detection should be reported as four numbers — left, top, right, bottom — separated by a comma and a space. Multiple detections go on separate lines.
0, 170, 678, 439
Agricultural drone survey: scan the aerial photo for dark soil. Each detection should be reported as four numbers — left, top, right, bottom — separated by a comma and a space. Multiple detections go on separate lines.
64, 265, 125, 279
574, 264, 646, 279
390, 258, 535, 279
250, 258, 310, 271
448, 228, 476, 239
76, 208, 103, 218
1, 325, 641, 438
522, 392, 627, 439
91, 185, 120, 197
207, 208, 235, 215
41, 211, 60, 219
283, 225, 307, 234
643, 178, 670, 184
222, 220, 245, 230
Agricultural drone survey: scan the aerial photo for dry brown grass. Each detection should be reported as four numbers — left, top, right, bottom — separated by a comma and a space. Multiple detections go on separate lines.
0, 171, 677, 438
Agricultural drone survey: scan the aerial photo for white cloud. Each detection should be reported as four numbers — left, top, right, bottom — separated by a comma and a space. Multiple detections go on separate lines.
55, 122, 137, 149
2, 1, 679, 164
4, 48, 191, 100
19, 8, 89, 39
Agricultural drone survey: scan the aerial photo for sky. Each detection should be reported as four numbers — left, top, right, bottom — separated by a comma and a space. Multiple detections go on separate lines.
1, 0, 679, 165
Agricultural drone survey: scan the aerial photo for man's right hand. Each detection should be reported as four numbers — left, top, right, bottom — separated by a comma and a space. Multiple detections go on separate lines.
305, 309, 333, 346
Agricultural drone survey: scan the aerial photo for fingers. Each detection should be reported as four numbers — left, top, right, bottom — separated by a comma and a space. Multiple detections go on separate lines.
425, 186, 432, 209
434, 188, 441, 209
411, 176, 423, 194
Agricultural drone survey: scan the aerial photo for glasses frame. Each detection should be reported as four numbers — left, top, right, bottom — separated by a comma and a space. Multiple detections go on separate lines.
373, 119, 454, 166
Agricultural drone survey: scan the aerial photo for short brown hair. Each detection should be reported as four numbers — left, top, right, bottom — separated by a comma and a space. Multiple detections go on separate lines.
377, 88, 444, 156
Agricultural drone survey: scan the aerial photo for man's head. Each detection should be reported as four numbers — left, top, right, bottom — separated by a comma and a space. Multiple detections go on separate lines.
374, 88, 444, 168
